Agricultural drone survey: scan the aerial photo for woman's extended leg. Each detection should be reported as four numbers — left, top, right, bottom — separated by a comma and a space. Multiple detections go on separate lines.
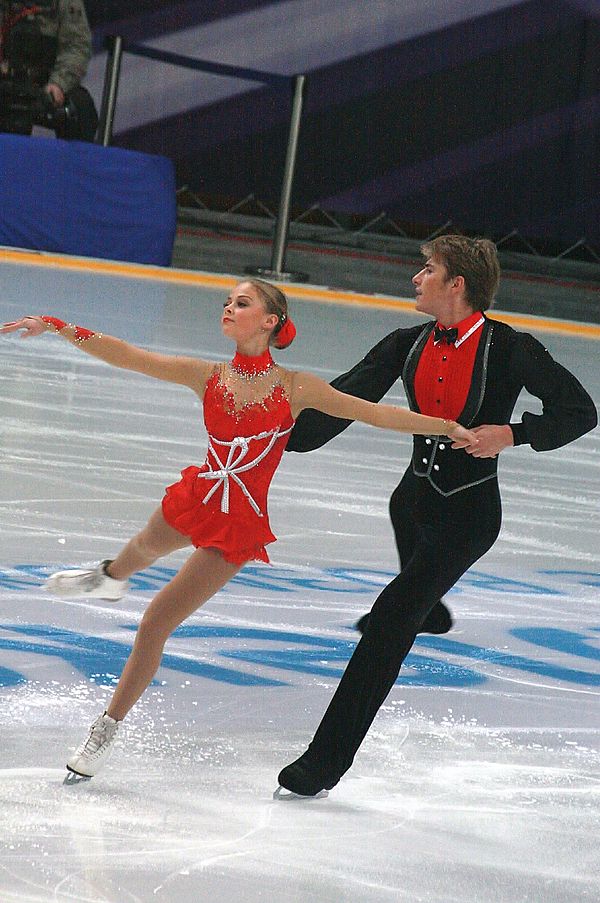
46, 507, 192, 599
106, 507, 193, 580
107, 546, 242, 719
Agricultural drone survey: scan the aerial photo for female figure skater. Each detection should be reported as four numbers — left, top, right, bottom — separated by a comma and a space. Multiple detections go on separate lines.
1, 279, 477, 780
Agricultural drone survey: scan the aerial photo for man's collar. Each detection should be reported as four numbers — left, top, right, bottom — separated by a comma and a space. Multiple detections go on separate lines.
436, 310, 483, 337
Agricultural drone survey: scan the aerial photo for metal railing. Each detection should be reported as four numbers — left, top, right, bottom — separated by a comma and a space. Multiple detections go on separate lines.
96, 36, 599, 271
96, 35, 308, 281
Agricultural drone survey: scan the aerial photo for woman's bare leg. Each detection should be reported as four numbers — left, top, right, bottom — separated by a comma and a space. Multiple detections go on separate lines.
107, 547, 242, 720
106, 507, 192, 581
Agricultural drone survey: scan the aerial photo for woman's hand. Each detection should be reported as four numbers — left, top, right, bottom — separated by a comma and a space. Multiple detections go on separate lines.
447, 423, 479, 449
462, 424, 514, 458
0, 317, 47, 338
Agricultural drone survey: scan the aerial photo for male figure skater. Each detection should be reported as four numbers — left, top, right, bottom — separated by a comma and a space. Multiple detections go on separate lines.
277, 235, 597, 797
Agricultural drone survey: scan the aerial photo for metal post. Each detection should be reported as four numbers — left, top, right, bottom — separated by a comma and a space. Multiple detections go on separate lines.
96, 35, 124, 147
246, 74, 308, 282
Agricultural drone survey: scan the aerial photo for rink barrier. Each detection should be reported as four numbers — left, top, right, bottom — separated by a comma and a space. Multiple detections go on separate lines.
2, 247, 600, 340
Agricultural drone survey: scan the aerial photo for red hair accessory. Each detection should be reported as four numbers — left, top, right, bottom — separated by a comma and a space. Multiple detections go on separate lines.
274, 316, 296, 349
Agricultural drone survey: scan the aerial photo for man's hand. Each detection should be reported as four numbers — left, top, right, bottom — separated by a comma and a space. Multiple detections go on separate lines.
461, 424, 514, 458
45, 83, 65, 107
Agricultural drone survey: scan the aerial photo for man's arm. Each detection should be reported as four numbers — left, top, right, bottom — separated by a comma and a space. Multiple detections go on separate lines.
474, 333, 597, 456
48, 0, 92, 95
287, 328, 410, 452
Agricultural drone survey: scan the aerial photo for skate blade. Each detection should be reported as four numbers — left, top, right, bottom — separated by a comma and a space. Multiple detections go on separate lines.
273, 785, 328, 801
63, 770, 92, 785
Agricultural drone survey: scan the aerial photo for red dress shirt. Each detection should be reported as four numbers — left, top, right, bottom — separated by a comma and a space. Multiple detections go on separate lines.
414, 312, 485, 421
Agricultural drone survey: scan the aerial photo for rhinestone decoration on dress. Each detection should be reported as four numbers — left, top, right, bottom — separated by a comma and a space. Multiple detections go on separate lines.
217, 349, 288, 417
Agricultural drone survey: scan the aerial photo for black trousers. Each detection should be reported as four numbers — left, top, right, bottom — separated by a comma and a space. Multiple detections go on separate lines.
305, 468, 502, 785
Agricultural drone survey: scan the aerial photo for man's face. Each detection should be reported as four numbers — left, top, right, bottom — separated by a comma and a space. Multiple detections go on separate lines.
412, 257, 455, 316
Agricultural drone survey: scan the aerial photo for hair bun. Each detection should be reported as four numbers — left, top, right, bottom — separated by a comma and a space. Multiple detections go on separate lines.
274, 317, 296, 349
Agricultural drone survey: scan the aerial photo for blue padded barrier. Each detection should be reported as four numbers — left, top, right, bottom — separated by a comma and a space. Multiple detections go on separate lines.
0, 133, 176, 266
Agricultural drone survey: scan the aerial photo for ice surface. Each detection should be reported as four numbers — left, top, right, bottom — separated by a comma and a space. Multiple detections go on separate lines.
0, 259, 598, 902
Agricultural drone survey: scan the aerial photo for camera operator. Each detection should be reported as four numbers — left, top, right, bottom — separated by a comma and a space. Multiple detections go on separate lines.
0, 0, 98, 141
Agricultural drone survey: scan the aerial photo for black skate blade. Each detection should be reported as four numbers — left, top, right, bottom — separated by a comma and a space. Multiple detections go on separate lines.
63, 769, 92, 785
273, 785, 328, 801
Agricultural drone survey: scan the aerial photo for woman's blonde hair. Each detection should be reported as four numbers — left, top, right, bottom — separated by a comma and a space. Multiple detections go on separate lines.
245, 278, 290, 345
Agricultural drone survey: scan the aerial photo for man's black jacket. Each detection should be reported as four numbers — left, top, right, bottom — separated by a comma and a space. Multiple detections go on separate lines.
287, 318, 597, 496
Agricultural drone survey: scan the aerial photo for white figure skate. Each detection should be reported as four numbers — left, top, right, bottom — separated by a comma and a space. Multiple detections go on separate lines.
46, 560, 128, 601
65, 712, 120, 780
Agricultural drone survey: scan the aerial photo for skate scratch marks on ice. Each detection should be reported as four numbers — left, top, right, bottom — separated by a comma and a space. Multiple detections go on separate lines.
152, 807, 273, 892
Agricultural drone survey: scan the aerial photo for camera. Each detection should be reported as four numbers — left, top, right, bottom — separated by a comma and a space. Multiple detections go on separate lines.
0, 1, 79, 136
0, 79, 79, 136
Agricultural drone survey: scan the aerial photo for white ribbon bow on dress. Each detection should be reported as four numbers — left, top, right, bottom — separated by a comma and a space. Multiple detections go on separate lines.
198, 426, 293, 516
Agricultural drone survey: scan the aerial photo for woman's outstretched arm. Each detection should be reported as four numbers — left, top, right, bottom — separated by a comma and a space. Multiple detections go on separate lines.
290, 370, 479, 446
1, 316, 210, 390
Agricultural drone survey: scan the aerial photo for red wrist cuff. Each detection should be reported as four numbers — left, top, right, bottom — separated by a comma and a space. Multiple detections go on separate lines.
41, 316, 67, 331
40, 317, 97, 344
74, 326, 96, 342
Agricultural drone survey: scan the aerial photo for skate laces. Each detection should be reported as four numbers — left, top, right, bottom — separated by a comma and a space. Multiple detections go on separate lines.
79, 569, 107, 591
64, 562, 112, 591
79, 715, 117, 757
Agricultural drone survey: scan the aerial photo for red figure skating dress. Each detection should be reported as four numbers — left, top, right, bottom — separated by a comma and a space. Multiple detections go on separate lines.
162, 348, 294, 564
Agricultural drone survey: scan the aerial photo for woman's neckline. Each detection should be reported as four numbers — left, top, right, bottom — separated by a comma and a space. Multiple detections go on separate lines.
231, 348, 274, 377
